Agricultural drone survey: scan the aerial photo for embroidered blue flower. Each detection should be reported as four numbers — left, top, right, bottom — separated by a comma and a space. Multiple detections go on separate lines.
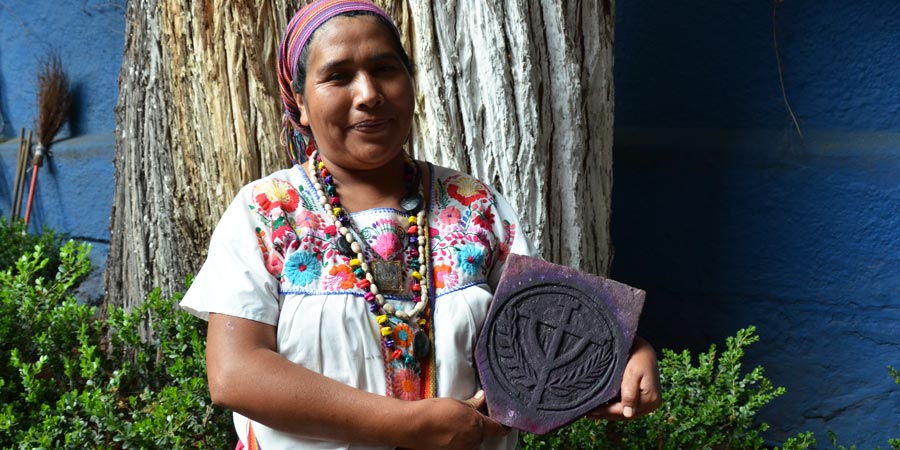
284, 251, 321, 286
456, 243, 486, 276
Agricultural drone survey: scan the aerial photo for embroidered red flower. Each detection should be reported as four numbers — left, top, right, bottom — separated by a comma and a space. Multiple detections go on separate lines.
265, 253, 284, 277
392, 368, 421, 401
272, 223, 296, 249
252, 178, 300, 213
471, 205, 495, 229
447, 177, 488, 206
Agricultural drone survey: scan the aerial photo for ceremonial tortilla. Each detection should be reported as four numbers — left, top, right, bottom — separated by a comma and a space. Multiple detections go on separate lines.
475, 254, 645, 434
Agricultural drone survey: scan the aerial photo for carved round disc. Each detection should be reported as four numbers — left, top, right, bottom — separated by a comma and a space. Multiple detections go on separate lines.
486, 283, 622, 412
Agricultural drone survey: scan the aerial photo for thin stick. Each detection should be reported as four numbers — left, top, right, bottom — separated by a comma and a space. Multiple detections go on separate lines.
13, 131, 32, 219
10, 128, 25, 218
23, 161, 39, 226
20, 132, 32, 214
773, 0, 803, 140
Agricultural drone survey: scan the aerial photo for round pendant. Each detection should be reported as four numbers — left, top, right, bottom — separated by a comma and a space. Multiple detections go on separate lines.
336, 236, 354, 257
400, 194, 423, 214
413, 330, 431, 361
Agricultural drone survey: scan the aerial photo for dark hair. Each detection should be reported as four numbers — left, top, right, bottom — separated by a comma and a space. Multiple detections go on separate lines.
290, 11, 413, 96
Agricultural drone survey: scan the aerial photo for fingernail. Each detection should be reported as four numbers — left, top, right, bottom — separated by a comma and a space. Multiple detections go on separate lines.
475, 390, 485, 399
623, 406, 634, 418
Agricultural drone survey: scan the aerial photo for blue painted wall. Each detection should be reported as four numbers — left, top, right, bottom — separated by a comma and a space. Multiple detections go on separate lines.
0, 1, 125, 302
614, 0, 900, 447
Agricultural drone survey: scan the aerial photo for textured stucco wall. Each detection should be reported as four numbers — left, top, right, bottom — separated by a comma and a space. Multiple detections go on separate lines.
613, 0, 900, 447
0, 0, 124, 137
0, 1, 125, 301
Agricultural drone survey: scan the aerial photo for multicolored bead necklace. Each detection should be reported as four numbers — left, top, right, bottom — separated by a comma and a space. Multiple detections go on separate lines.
306, 149, 434, 398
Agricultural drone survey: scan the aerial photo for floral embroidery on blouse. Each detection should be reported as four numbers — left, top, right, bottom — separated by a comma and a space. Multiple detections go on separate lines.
247, 167, 517, 296
429, 173, 518, 293
253, 178, 300, 213
392, 367, 421, 401
359, 217, 404, 260
323, 264, 355, 290
447, 176, 489, 206
432, 264, 457, 289
456, 243, 487, 276
283, 251, 320, 286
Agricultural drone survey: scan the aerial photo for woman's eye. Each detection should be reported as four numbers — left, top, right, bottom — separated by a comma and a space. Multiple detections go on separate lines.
374, 64, 399, 74
326, 72, 349, 82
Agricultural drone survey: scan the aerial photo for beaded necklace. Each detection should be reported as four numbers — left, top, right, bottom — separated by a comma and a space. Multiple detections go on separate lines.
306, 149, 434, 399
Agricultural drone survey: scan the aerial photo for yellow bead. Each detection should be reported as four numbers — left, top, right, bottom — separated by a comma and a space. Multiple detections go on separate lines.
418, 319, 427, 326
333, 207, 342, 216
408, 216, 417, 224
377, 315, 388, 324
381, 326, 392, 336
349, 258, 361, 267
411, 271, 422, 280
317, 161, 325, 170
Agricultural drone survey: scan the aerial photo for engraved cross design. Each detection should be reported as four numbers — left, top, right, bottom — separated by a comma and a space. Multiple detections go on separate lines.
521, 302, 593, 407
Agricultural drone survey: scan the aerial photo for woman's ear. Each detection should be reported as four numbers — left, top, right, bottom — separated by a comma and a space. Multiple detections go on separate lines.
294, 93, 310, 127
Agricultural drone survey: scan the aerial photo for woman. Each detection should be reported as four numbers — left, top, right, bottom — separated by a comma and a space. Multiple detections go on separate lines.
181, 1, 660, 449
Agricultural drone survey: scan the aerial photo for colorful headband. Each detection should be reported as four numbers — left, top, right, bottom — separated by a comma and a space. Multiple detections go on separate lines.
277, 0, 400, 136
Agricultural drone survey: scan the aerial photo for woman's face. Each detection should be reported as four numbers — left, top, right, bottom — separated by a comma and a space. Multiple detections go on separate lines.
296, 15, 414, 172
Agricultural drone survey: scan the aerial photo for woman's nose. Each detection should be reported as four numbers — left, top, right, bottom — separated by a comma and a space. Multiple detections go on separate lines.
354, 73, 384, 109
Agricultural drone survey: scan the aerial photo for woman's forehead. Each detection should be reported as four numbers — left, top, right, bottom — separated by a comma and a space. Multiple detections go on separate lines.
306, 16, 400, 65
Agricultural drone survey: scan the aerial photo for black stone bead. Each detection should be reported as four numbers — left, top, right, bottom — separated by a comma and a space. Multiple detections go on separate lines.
413, 330, 431, 361
400, 194, 423, 214
336, 236, 354, 257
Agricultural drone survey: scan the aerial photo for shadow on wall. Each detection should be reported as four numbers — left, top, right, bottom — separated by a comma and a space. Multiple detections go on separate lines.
614, 1, 784, 131
67, 83, 83, 137
0, 48, 10, 138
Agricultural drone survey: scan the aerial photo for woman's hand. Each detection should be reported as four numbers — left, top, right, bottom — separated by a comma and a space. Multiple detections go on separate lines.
402, 390, 509, 450
587, 335, 661, 420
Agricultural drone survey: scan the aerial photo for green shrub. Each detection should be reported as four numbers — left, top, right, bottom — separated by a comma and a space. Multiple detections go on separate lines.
3, 234, 896, 449
0, 242, 232, 449
0, 217, 62, 280
520, 326, 817, 450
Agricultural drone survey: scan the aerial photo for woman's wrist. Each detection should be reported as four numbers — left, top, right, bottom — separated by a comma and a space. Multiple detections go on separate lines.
392, 398, 433, 449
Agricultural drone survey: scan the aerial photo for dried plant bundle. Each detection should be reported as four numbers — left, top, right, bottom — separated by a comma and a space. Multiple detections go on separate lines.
36, 52, 72, 149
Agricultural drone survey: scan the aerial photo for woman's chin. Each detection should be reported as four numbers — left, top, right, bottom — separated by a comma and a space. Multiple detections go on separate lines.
333, 148, 405, 172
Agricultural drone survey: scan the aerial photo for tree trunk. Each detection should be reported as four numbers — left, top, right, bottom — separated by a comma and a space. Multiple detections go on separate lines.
105, 0, 614, 326
407, 0, 615, 275
106, 0, 298, 333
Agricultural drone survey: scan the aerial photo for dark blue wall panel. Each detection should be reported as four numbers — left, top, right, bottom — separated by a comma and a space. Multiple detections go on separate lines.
614, 0, 900, 446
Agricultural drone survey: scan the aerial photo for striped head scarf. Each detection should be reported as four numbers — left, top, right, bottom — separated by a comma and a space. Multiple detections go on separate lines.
277, 0, 401, 163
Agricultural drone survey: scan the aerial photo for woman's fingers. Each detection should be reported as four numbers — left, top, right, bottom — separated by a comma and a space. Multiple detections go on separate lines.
585, 335, 662, 421
463, 390, 486, 410
463, 391, 509, 437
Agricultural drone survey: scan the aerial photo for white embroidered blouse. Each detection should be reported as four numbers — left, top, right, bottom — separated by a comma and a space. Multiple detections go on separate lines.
181, 163, 534, 450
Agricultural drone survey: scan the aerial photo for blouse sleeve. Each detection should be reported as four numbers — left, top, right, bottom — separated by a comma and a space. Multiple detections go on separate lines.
486, 186, 537, 290
180, 186, 281, 326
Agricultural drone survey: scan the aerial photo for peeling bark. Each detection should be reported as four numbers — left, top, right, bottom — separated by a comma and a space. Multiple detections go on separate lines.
409, 0, 615, 275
